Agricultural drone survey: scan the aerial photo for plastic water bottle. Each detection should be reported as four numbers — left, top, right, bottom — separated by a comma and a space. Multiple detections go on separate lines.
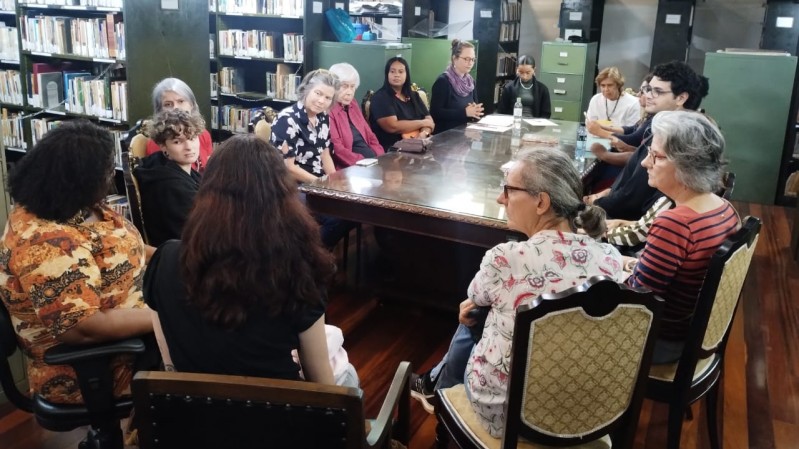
575, 125, 587, 172
513, 97, 522, 130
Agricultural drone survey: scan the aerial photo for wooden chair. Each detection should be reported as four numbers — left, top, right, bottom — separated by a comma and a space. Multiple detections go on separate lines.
719, 171, 735, 200
0, 300, 145, 449
435, 276, 664, 449
646, 216, 761, 449
133, 361, 412, 449
120, 131, 149, 244
362, 89, 374, 122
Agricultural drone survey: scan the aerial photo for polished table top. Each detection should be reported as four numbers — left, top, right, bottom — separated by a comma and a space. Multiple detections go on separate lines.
300, 119, 582, 247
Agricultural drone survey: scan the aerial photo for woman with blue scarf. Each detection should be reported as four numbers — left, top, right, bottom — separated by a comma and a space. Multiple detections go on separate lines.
430, 39, 484, 134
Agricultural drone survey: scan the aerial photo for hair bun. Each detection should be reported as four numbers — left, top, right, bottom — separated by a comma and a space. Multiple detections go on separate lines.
451, 39, 461, 48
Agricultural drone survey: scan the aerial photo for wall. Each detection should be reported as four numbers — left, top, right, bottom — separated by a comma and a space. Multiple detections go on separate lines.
519, 0, 765, 91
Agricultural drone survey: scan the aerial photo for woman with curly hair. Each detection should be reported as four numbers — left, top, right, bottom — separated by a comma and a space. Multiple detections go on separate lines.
144, 135, 336, 384
0, 120, 152, 404
135, 109, 205, 246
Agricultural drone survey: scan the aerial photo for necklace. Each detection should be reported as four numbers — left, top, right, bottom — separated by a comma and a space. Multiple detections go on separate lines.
604, 96, 619, 121
520, 79, 534, 90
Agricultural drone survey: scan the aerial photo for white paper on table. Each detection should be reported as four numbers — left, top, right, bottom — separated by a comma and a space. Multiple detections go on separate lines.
478, 114, 515, 127
468, 123, 512, 133
586, 135, 611, 149
523, 118, 559, 127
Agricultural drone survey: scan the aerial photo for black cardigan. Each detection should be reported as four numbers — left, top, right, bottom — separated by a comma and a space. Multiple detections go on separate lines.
496, 77, 551, 118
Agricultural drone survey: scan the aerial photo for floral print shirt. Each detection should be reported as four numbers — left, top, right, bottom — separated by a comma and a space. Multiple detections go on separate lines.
0, 205, 147, 404
464, 230, 623, 437
271, 101, 331, 177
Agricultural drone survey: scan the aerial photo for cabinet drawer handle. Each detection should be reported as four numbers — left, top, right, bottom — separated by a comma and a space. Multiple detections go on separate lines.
557, 62, 568, 65
554, 89, 567, 95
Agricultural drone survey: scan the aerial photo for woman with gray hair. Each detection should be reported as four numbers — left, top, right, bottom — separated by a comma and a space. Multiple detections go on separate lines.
271, 69, 339, 183
145, 77, 212, 172
328, 63, 384, 168
411, 147, 624, 437
271, 69, 354, 247
626, 110, 739, 363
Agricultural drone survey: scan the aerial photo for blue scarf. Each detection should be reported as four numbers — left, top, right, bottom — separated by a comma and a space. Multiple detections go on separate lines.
444, 64, 475, 98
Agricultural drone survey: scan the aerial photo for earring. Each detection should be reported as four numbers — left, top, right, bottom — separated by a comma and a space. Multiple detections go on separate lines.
162, 151, 169, 159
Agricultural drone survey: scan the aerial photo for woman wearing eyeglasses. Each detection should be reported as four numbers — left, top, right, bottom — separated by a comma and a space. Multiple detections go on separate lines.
410, 147, 623, 437
625, 110, 738, 363
496, 55, 551, 118
429, 39, 484, 134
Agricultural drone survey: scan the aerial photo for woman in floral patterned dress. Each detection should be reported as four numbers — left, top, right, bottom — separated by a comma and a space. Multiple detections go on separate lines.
410, 147, 625, 437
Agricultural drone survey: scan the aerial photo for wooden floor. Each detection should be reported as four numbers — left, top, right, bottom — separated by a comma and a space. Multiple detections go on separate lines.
0, 201, 796, 449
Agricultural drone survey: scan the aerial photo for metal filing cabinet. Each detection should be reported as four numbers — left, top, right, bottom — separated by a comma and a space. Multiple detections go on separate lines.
313, 41, 412, 104
702, 51, 797, 204
538, 41, 597, 122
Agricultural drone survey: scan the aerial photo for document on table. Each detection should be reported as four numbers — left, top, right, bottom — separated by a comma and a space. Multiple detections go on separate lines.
467, 123, 512, 132
478, 114, 515, 127
523, 118, 559, 127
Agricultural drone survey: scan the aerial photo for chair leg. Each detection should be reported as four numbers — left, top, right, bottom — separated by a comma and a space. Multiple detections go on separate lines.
706, 383, 722, 449
341, 232, 350, 273
435, 420, 450, 449
355, 224, 363, 286
667, 402, 686, 449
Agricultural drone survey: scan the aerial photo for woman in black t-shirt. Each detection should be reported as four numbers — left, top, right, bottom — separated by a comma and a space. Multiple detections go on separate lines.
368, 56, 435, 151
144, 135, 336, 383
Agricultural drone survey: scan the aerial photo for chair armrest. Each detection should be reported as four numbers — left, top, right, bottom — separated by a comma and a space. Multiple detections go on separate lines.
366, 361, 411, 449
44, 338, 145, 365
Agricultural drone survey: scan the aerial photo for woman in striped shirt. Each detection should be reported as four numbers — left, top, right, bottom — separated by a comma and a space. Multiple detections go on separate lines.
625, 110, 739, 363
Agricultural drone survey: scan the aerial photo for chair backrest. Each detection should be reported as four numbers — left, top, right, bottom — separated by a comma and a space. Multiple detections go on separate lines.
502, 276, 663, 449
361, 89, 374, 122
0, 300, 33, 412
719, 172, 735, 200
121, 146, 148, 244
133, 371, 368, 449
676, 216, 760, 381
254, 119, 271, 142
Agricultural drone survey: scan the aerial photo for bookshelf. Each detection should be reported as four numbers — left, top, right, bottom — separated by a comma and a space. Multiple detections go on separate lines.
0, 0, 210, 166
210, 0, 328, 136
472, 0, 521, 114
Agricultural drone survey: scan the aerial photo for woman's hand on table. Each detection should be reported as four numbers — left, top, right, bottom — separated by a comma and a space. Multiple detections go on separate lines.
466, 103, 484, 119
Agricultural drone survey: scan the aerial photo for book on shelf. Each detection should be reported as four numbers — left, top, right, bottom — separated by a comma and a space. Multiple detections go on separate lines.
0, 23, 19, 62
20, 14, 124, 59
38, 71, 64, 108
1, 108, 26, 149
28, 62, 62, 108
217, 0, 303, 16
0, 70, 23, 105
266, 63, 299, 101
496, 52, 517, 77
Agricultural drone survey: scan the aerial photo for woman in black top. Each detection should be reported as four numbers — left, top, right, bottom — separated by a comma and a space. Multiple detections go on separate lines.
496, 55, 551, 118
430, 39, 484, 134
368, 56, 435, 151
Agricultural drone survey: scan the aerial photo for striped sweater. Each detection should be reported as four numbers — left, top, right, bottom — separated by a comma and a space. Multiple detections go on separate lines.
628, 201, 739, 341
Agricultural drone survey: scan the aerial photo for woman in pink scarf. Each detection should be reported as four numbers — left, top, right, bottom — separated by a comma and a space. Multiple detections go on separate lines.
430, 39, 484, 134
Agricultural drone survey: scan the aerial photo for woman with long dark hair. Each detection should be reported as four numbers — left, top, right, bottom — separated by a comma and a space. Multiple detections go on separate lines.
144, 135, 336, 383
368, 56, 435, 151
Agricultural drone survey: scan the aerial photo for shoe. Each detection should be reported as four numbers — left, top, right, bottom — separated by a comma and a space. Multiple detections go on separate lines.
410, 372, 435, 414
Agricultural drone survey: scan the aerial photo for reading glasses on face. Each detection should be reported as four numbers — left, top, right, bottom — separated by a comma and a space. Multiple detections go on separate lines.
641, 85, 672, 98
500, 180, 532, 199
647, 149, 669, 163
459, 57, 476, 63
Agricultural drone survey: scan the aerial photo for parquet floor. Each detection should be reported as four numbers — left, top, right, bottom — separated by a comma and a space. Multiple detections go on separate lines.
0, 201, 796, 449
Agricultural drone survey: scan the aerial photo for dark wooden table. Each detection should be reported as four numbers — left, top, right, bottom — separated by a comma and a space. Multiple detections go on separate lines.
300, 120, 581, 248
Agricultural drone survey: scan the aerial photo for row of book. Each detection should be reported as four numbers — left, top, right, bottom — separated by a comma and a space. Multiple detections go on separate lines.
20, 14, 125, 60
0, 69, 22, 105
212, 104, 265, 134
496, 52, 517, 77
219, 29, 296, 59
105, 194, 130, 221
500, 0, 521, 22
214, 0, 304, 16
265, 64, 299, 101
27, 65, 127, 121
20, 0, 123, 7
30, 116, 125, 164
0, 0, 14, 10
499, 22, 520, 43
1, 109, 25, 150
0, 24, 19, 61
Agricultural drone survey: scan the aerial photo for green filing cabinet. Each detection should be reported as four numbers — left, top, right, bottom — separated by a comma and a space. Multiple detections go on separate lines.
313, 41, 412, 104
400, 37, 477, 95
702, 51, 797, 204
538, 41, 598, 122
0, 140, 27, 405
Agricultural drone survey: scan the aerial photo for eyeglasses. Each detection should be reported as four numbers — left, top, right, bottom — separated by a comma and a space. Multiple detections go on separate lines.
647, 149, 669, 163
501, 180, 531, 199
641, 85, 672, 98
459, 57, 476, 63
